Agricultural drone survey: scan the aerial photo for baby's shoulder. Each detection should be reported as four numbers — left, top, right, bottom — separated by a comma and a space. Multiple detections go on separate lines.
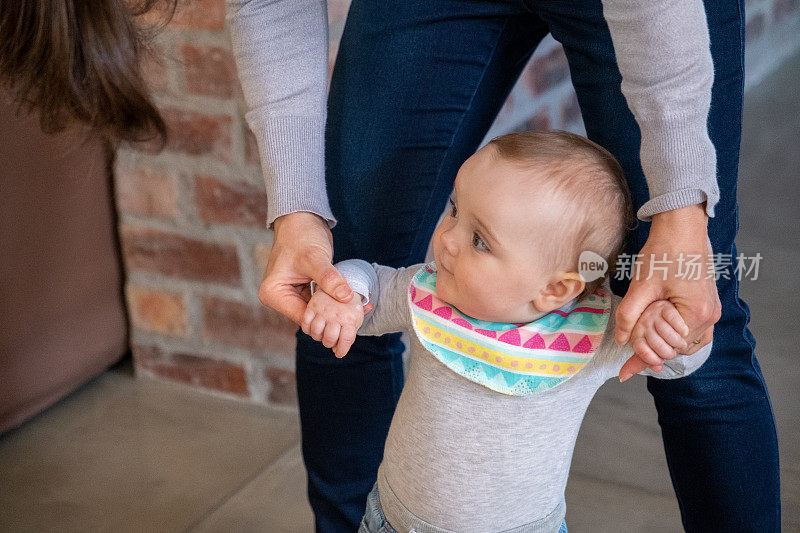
586, 291, 632, 379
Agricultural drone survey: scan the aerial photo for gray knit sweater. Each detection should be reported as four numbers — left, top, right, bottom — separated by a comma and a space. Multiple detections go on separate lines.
337, 259, 712, 532
226, 0, 721, 229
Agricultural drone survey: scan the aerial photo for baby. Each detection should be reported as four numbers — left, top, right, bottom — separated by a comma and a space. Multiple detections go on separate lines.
302, 130, 712, 533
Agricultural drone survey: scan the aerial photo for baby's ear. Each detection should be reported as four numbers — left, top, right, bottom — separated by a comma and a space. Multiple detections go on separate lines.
533, 274, 584, 310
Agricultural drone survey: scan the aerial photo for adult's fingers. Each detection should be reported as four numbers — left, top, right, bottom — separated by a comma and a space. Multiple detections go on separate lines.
678, 323, 715, 356
669, 235, 721, 350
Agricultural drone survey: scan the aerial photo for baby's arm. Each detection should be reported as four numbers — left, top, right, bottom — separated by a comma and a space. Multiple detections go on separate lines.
302, 259, 422, 357
615, 299, 712, 381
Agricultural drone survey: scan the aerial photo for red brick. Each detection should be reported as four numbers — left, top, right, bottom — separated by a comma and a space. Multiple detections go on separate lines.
116, 165, 178, 218
201, 296, 298, 355
266, 367, 297, 405
126, 286, 187, 335
160, 108, 232, 162
524, 47, 570, 97
120, 226, 241, 286
244, 124, 261, 165
181, 44, 240, 99
134, 344, 249, 397
195, 175, 268, 227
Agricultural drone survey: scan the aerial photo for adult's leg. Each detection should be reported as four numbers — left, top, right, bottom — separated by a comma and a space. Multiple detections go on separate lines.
534, 0, 780, 529
297, 1, 550, 530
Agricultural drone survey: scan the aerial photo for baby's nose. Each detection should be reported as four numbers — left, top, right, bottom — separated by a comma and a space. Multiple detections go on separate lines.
442, 230, 459, 255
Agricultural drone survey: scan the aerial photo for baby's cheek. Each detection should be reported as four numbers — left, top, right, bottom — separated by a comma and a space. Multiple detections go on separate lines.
466, 282, 495, 316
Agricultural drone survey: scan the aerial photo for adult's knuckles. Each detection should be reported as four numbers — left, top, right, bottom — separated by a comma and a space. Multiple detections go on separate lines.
258, 284, 275, 307
711, 301, 723, 323
694, 300, 717, 323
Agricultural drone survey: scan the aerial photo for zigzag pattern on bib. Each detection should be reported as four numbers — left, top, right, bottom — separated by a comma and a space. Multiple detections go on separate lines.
408, 261, 611, 395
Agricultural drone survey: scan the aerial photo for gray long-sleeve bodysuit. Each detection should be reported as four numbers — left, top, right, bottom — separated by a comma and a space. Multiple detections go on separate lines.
333, 259, 712, 532
226, 0, 721, 229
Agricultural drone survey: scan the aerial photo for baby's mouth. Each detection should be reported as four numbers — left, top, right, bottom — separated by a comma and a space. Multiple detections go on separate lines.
433, 247, 452, 276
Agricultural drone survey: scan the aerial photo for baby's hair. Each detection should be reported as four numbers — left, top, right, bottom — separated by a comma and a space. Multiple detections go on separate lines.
486, 130, 636, 299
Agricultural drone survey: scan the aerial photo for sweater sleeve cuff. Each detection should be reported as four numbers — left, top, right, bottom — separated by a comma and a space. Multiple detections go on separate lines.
310, 259, 378, 305
635, 115, 720, 223
338, 259, 379, 305
247, 114, 337, 230
637, 187, 715, 222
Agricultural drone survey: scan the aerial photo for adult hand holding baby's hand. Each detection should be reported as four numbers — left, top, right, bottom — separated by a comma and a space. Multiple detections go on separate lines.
259, 212, 371, 325
618, 300, 692, 381
302, 287, 366, 358
615, 204, 721, 377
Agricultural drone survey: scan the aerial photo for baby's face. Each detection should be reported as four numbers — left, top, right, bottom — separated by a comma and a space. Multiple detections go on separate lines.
431, 145, 576, 323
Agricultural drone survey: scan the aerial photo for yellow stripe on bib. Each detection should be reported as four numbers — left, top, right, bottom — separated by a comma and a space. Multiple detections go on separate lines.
413, 316, 587, 377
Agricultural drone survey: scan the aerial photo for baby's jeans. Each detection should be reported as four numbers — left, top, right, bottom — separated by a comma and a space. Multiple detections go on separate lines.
358, 482, 569, 533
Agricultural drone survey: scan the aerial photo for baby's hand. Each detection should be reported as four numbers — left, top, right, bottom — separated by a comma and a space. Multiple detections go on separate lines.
302, 288, 367, 358
618, 300, 690, 382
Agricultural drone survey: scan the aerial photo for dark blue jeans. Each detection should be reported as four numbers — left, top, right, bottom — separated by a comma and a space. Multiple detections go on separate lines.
296, 0, 781, 531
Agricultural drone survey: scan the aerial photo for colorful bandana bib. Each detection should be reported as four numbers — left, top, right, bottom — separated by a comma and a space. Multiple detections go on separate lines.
408, 261, 612, 395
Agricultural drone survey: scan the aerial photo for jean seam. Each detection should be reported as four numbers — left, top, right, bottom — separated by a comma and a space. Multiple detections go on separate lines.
403, 17, 512, 268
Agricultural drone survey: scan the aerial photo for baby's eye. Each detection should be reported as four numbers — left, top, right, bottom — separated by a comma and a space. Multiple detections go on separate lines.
448, 197, 458, 218
472, 232, 489, 252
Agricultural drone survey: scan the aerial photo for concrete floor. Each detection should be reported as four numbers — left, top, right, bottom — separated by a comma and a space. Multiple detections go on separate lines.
2, 54, 798, 533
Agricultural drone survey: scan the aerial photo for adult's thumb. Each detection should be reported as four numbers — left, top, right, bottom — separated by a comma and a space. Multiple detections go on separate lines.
309, 257, 353, 302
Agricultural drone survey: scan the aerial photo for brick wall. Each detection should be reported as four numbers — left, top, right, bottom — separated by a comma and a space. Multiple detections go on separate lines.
117, 0, 800, 407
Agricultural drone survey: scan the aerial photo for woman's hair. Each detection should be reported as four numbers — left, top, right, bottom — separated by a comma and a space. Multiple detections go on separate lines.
487, 130, 637, 299
0, 0, 176, 145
